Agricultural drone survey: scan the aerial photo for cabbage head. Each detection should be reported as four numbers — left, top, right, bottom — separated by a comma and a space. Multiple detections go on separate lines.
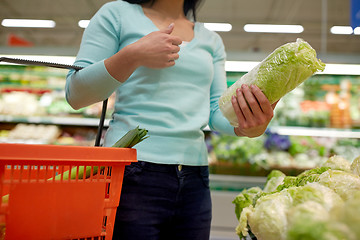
287, 206, 356, 240
245, 191, 293, 240
286, 197, 356, 240
318, 170, 360, 200
342, 191, 360, 238
219, 38, 325, 127
287, 183, 343, 211
350, 156, 360, 176
286, 201, 353, 240
321, 155, 351, 172
234, 155, 360, 240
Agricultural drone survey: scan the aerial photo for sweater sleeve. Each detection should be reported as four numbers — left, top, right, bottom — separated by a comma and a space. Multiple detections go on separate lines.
65, 2, 122, 110
208, 34, 236, 136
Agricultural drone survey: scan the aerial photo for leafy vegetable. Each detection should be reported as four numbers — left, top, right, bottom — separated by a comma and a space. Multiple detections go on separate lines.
318, 170, 360, 200
243, 191, 293, 240
351, 156, 360, 176
288, 183, 343, 211
321, 155, 351, 172
341, 191, 360, 238
234, 154, 360, 240
219, 38, 325, 127
263, 170, 285, 193
112, 126, 149, 148
233, 187, 262, 220
287, 202, 355, 240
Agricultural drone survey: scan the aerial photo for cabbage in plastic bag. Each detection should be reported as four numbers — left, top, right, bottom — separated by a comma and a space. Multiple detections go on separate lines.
219, 38, 325, 127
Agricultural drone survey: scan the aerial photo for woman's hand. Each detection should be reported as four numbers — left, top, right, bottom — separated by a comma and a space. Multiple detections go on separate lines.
130, 23, 182, 68
232, 84, 277, 138
105, 23, 182, 82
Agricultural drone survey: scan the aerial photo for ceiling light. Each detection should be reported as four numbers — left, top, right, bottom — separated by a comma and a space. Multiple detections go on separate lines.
78, 20, 90, 29
354, 27, 360, 35
319, 63, 360, 75
204, 23, 232, 32
330, 26, 354, 35
1, 19, 55, 28
244, 24, 304, 33
225, 61, 259, 72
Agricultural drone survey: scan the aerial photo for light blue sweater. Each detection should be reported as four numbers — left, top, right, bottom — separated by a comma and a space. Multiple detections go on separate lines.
66, 0, 235, 166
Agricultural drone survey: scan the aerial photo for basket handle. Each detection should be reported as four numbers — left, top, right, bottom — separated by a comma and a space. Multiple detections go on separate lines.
0, 57, 108, 147
94, 99, 107, 147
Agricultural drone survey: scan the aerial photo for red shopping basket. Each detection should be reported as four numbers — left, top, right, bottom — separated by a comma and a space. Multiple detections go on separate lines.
0, 143, 137, 240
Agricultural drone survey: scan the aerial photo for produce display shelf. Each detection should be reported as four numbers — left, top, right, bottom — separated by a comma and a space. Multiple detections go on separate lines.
0, 115, 110, 127
270, 125, 360, 139
3, 115, 360, 138
209, 174, 267, 192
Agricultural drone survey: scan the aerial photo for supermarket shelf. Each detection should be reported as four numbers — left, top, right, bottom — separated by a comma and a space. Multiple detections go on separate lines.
270, 125, 360, 139
0, 115, 110, 127
2, 115, 360, 139
209, 174, 267, 191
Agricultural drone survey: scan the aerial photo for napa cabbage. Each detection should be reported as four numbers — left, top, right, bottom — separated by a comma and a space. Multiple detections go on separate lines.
219, 38, 325, 127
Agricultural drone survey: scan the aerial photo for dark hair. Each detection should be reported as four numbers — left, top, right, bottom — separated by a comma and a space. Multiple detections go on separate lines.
123, 0, 203, 21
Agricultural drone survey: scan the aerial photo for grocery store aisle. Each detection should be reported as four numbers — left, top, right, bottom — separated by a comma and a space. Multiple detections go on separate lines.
210, 191, 240, 240
210, 236, 238, 240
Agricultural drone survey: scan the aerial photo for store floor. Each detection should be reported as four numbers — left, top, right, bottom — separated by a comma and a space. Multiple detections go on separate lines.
210, 236, 238, 240
210, 191, 239, 240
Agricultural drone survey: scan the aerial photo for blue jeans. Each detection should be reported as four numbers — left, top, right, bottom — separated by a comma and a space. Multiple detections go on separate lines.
112, 161, 212, 240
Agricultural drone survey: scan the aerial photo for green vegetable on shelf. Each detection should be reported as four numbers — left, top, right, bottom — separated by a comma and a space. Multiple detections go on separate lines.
219, 38, 326, 127
234, 154, 360, 240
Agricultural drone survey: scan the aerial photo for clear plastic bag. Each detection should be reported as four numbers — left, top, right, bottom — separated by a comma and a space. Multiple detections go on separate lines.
219, 38, 325, 127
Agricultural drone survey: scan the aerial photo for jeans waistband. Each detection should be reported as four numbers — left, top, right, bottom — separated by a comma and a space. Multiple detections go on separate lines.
137, 160, 208, 174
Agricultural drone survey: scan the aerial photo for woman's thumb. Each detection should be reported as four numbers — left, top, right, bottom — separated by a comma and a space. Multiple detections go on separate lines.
161, 23, 174, 34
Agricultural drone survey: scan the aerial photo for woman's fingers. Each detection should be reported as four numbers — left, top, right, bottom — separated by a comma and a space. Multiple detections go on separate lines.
170, 36, 183, 46
132, 23, 184, 68
168, 53, 180, 62
250, 85, 273, 116
241, 84, 262, 116
171, 45, 181, 54
231, 93, 245, 124
232, 84, 275, 136
236, 86, 255, 122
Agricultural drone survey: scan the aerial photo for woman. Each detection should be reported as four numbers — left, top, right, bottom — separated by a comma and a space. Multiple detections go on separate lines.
66, 0, 276, 239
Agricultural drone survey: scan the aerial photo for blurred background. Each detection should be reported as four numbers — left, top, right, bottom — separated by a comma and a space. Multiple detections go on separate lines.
0, 0, 360, 239
0, 0, 359, 57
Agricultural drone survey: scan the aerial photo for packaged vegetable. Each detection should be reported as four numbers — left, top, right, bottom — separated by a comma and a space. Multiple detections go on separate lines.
219, 38, 325, 127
